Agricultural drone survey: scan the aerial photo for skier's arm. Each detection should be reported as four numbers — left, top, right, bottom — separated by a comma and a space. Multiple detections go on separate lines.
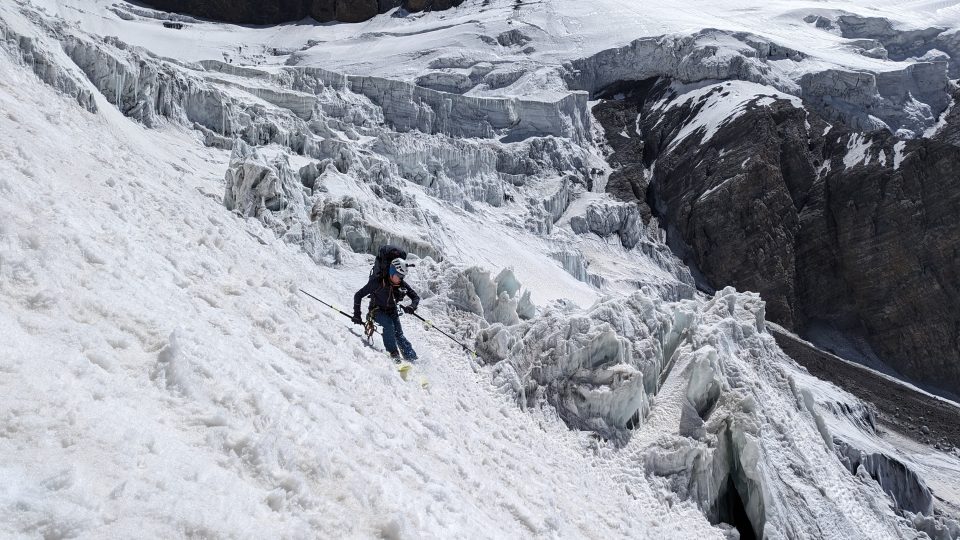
353, 280, 375, 316
405, 282, 420, 310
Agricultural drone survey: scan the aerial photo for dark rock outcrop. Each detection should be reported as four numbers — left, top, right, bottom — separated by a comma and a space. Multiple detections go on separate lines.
312, 0, 382, 23
594, 78, 960, 396
139, 0, 460, 25
591, 81, 655, 224
142, 0, 313, 24
930, 88, 960, 147
403, 0, 465, 12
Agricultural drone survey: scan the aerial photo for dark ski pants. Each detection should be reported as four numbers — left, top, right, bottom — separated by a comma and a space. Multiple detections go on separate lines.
374, 311, 417, 360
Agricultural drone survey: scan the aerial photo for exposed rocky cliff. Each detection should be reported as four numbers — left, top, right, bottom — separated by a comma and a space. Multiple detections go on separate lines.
594, 78, 960, 396
139, 0, 462, 24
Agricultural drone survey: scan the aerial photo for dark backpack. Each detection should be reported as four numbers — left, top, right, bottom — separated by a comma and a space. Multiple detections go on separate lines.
370, 244, 407, 278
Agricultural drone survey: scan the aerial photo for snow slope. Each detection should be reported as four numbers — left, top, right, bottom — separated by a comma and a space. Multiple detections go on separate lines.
0, 45, 717, 539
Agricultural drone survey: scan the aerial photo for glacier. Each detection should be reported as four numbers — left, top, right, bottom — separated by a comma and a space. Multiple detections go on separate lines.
1, 0, 959, 538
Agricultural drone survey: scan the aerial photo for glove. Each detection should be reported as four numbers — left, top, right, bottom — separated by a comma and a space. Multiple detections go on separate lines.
351, 313, 363, 325
401, 304, 417, 315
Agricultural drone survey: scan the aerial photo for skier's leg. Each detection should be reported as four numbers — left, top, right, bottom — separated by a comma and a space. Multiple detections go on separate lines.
374, 312, 399, 355
393, 315, 418, 360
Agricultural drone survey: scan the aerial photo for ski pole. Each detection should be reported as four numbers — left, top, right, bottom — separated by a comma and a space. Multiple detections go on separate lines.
298, 288, 380, 336
298, 288, 353, 319
407, 310, 479, 358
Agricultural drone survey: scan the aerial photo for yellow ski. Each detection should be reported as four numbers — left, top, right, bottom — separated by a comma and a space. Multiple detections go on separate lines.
397, 361, 413, 381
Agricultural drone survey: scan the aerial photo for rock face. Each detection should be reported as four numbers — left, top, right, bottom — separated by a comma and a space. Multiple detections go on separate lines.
139, 0, 460, 24
591, 81, 654, 221
594, 78, 960, 396
142, 0, 317, 24
801, 136, 960, 396
403, 0, 464, 12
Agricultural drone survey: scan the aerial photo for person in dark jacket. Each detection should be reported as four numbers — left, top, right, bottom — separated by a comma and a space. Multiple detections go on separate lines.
353, 258, 420, 361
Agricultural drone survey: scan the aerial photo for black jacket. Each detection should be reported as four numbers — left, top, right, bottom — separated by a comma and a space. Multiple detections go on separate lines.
354, 276, 420, 316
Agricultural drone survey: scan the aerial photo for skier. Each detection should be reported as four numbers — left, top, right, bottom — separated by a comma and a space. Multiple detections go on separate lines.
353, 257, 420, 361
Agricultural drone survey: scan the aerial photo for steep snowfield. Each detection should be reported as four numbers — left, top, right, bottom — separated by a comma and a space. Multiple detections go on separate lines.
2, 0, 960, 538
0, 48, 717, 538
